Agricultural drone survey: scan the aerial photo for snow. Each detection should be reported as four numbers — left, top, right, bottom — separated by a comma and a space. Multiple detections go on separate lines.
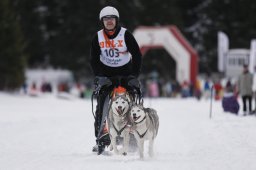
1, 93, 256, 170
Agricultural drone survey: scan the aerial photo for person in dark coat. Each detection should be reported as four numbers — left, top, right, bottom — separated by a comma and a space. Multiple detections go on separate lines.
90, 6, 142, 154
237, 65, 253, 115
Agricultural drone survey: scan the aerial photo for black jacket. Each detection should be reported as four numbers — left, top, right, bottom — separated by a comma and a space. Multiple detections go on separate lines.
90, 26, 142, 78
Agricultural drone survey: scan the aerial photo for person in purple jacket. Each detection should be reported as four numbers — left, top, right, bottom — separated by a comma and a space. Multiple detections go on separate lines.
222, 79, 239, 114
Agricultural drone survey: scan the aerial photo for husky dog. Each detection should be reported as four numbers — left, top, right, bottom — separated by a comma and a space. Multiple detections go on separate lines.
130, 104, 159, 159
108, 94, 131, 155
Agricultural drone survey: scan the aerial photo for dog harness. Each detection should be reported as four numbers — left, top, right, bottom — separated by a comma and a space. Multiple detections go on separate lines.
136, 129, 148, 138
112, 123, 127, 136
134, 116, 148, 138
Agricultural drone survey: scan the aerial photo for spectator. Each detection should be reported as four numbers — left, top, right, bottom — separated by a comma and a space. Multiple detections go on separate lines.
222, 79, 239, 114
147, 80, 159, 97
237, 64, 253, 115
163, 80, 172, 97
181, 80, 190, 98
194, 79, 202, 100
213, 80, 223, 100
21, 82, 28, 94
28, 82, 38, 96
203, 78, 211, 99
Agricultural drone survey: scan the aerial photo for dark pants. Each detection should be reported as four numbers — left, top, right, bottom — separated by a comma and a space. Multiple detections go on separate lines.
94, 89, 109, 138
94, 88, 111, 146
242, 95, 252, 112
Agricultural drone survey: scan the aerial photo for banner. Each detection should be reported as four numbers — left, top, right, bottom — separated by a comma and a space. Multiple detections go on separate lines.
249, 40, 256, 73
218, 32, 229, 72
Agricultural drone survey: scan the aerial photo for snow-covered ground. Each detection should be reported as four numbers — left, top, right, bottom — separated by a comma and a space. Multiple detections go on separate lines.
0, 92, 256, 170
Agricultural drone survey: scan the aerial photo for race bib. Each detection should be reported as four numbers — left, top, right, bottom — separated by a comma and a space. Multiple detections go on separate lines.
97, 27, 131, 67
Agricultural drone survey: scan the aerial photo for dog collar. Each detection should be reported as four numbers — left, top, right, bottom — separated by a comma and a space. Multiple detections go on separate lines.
134, 116, 146, 125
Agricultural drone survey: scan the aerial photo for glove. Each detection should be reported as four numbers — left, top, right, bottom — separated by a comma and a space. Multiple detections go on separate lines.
94, 76, 112, 92
127, 75, 136, 80
127, 76, 140, 89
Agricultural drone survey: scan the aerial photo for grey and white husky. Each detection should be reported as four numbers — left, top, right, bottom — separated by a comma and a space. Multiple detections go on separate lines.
108, 94, 131, 155
130, 104, 159, 159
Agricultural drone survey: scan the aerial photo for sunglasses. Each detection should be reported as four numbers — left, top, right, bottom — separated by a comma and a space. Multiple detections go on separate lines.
103, 17, 116, 21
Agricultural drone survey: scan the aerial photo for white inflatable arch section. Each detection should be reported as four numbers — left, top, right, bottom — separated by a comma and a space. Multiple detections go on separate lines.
133, 26, 198, 84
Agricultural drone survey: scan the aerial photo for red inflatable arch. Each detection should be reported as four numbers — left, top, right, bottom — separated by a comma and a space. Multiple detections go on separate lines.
133, 26, 198, 85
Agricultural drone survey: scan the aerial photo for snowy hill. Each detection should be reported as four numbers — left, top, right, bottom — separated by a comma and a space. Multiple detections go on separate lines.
0, 93, 256, 170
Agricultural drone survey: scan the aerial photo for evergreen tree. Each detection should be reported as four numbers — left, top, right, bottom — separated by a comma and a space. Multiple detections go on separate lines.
0, 0, 27, 90
186, 0, 256, 73
12, 0, 256, 78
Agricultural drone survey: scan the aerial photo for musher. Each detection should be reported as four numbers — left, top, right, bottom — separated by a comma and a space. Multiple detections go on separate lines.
90, 6, 142, 155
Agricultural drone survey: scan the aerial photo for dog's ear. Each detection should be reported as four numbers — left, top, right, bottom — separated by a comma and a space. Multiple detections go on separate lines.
130, 100, 134, 107
138, 104, 147, 114
112, 92, 116, 99
140, 98, 144, 106
112, 94, 117, 101
130, 100, 136, 108
125, 92, 131, 103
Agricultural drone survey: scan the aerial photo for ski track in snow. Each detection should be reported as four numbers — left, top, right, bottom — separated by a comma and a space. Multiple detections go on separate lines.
0, 93, 256, 170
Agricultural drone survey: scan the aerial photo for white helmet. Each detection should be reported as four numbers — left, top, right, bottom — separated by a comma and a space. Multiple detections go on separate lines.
99, 6, 119, 20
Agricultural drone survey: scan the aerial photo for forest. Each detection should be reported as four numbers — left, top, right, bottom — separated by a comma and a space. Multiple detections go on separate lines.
1, 0, 256, 89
